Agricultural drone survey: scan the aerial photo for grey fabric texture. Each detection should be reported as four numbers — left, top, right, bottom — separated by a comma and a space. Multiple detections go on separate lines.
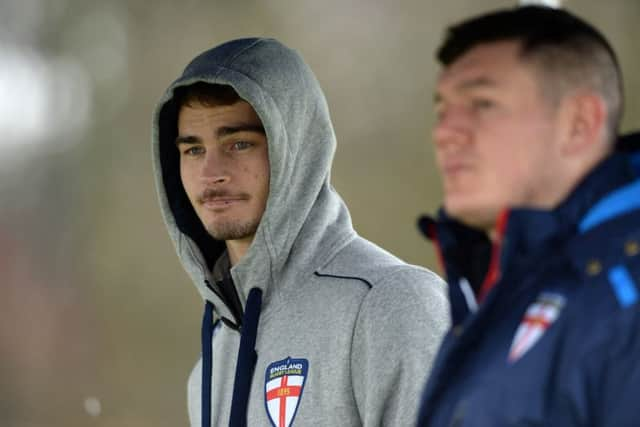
152, 37, 449, 426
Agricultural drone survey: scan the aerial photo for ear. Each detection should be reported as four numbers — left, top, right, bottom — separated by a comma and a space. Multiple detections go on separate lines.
560, 92, 607, 156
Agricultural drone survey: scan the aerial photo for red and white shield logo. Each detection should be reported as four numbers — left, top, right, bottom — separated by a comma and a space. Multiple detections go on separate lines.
264, 357, 308, 427
508, 292, 566, 363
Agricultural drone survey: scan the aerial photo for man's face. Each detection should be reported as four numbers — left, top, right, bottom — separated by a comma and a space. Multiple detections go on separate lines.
176, 100, 270, 244
433, 40, 563, 231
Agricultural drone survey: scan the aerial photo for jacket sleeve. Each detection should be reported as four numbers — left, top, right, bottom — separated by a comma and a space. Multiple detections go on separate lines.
350, 268, 450, 426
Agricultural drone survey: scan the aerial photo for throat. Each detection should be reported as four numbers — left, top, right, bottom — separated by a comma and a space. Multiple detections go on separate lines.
226, 236, 254, 266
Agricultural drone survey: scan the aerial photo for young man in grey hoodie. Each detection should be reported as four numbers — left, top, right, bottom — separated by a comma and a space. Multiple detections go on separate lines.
152, 38, 448, 427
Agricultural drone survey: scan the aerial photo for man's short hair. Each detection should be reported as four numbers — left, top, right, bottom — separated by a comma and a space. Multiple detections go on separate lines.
173, 82, 241, 108
437, 5, 624, 141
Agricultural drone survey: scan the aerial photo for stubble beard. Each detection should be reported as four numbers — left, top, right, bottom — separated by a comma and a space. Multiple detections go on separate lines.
196, 188, 261, 241
205, 217, 260, 241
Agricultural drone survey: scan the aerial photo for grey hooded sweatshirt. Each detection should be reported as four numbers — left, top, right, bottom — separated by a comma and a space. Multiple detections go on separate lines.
152, 38, 449, 427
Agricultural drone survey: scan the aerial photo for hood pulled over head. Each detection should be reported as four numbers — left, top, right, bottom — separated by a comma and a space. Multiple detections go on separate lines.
152, 38, 354, 310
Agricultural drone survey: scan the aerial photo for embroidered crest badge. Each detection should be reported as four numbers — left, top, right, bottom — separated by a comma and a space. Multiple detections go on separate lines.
264, 357, 309, 427
508, 292, 566, 363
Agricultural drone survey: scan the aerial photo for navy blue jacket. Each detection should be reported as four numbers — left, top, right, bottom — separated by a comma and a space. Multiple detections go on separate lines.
417, 132, 640, 427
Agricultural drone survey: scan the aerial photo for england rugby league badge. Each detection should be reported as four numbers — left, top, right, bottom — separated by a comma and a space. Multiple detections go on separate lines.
264, 357, 309, 427
508, 292, 566, 363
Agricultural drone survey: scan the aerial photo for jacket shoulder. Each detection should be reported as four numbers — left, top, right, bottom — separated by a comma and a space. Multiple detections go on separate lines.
568, 204, 640, 311
559, 214, 640, 375
333, 239, 449, 425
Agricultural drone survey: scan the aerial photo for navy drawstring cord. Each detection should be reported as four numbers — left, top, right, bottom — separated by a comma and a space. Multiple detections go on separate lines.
200, 288, 263, 427
201, 301, 215, 427
229, 287, 263, 427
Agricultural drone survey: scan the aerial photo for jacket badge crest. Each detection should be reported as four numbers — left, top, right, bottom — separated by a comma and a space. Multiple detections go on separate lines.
508, 292, 566, 363
264, 357, 308, 427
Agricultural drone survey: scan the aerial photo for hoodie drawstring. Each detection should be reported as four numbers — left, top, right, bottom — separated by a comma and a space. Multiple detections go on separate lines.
200, 288, 263, 427
201, 301, 215, 427
229, 287, 263, 427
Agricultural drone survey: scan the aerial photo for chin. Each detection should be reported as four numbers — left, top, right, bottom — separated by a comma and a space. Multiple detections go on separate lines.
444, 198, 497, 232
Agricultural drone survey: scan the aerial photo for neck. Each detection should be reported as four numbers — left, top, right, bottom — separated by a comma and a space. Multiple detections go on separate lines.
226, 237, 254, 266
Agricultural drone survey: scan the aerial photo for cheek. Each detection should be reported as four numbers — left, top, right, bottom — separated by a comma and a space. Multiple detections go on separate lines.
259, 167, 270, 198
180, 163, 199, 201
256, 154, 270, 191
242, 163, 268, 184
491, 147, 543, 206
477, 144, 525, 201
241, 157, 270, 204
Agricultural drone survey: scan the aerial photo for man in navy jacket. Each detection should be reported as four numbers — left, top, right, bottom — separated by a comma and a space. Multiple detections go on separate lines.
418, 5, 640, 426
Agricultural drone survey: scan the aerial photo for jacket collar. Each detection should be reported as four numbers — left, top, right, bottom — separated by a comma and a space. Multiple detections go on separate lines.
420, 132, 640, 322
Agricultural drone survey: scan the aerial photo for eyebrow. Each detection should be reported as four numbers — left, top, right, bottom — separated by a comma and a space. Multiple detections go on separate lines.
457, 76, 498, 91
434, 76, 499, 104
175, 123, 266, 145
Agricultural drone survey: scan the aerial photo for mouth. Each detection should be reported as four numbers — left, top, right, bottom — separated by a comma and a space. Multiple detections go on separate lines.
200, 197, 248, 210
440, 161, 471, 177
197, 187, 251, 210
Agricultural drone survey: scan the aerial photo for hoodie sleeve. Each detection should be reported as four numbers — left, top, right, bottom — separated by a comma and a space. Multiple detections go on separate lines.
187, 357, 202, 427
350, 268, 449, 426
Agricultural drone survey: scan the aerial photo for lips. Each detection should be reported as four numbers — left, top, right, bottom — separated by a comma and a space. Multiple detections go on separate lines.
197, 188, 250, 211
440, 160, 471, 177
201, 197, 247, 209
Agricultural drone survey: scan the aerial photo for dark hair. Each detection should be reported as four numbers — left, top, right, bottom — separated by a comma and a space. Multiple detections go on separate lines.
173, 81, 241, 108
438, 5, 624, 140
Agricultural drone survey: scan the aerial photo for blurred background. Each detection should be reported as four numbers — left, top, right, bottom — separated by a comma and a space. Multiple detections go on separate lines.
0, 0, 638, 425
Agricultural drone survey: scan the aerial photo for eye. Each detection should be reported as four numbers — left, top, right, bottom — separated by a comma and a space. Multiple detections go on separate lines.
470, 98, 495, 111
183, 145, 205, 156
231, 141, 253, 151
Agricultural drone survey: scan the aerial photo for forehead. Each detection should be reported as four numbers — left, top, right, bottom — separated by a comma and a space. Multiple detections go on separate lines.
177, 100, 262, 127
436, 40, 537, 92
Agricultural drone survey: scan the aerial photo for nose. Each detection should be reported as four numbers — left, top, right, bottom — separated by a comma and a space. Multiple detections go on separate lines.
432, 105, 470, 150
200, 149, 230, 185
